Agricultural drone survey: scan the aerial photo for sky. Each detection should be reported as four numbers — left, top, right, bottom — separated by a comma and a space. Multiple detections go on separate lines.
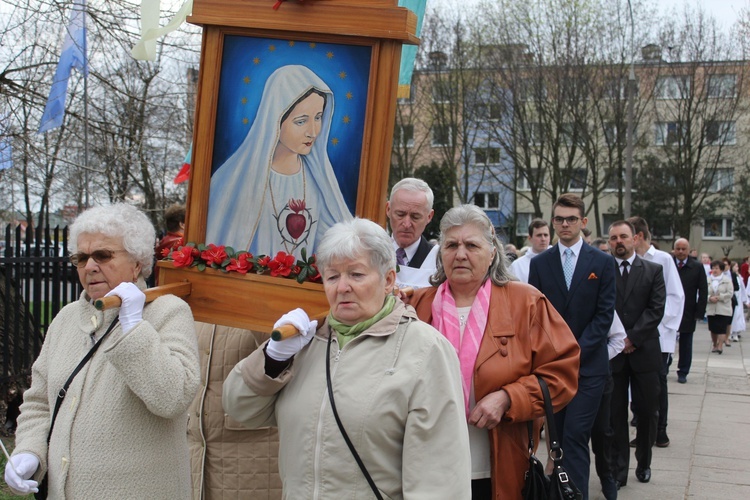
659, 0, 746, 29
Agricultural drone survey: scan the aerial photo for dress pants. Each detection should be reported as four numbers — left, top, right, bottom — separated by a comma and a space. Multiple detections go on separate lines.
677, 330, 694, 377
591, 373, 615, 482
610, 363, 660, 484
658, 353, 672, 432
554, 374, 605, 500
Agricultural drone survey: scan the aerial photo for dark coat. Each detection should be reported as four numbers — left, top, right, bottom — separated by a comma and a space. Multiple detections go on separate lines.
528, 242, 616, 377
407, 236, 435, 269
676, 257, 708, 333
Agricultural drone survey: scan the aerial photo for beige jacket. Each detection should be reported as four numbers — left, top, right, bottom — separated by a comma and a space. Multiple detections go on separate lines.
13, 291, 200, 499
188, 323, 281, 499
706, 274, 734, 317
223, 300, 471, 500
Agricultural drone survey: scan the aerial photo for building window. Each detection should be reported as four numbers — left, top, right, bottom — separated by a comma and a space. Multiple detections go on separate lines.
515, 212, 533, 236
431, 125, 453, 147
654, 121, 685, 146
703, 218, 733, 239
481, 101, 504, 122
603, 213, 622, 232
524, 122, 542, 146
568, 168, 587, 190
561, 122, 587, 146
650, 220, 674, 239
474, 147, 501, 165
705, 168, 734, 193
655, 76, 691, 99
517, 168, 543, 191
604, 168, 632, 191
393, 124, 414, 148
704, 121, 736, 145
707, 74, 736, 98
519, 78, 546, 101
603, 78, 629, 99
431, 80, 453, 103
562, 77, 589, 100
474, 192, 499, 209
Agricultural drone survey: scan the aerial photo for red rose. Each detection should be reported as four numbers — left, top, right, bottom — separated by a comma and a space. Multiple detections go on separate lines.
268, 251, 296, 277
160, 247, 172, 258
227, 252, 254, 274
257, 256, 271, 268
308, 263, 322, 282
200, 244, 228, 266
172, 246, 194, 267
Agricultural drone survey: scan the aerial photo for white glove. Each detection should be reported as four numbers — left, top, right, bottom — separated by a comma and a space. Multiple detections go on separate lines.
4, 453, 39, 494
267, 308, 318, 361
105, 282, 146, 334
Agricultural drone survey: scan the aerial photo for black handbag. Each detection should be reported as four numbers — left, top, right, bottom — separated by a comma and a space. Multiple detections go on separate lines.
522, 376, 583, 500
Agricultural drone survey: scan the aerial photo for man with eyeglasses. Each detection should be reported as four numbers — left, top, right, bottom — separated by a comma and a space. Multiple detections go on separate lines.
529, 193, 616, 500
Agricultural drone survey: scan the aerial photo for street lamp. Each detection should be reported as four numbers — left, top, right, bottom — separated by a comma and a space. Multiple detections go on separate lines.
624, 0, 635, 218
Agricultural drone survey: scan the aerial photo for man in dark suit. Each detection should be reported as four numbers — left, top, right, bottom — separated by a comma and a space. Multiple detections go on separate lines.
673, 238, 708, 384
386, 178, 437, 287
608, 220, 666, 487
529, 194, 616, 499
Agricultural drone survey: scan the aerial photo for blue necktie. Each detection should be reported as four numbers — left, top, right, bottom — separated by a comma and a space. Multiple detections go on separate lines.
563, 248, 574, 289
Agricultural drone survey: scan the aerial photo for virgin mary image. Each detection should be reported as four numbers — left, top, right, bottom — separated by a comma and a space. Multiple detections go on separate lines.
206, 65, 352, 258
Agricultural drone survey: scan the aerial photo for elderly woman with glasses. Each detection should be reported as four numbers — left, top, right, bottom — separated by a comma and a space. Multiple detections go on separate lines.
223, 218, 471, 499
408, 205, 580, 499
5, 204, 200, 498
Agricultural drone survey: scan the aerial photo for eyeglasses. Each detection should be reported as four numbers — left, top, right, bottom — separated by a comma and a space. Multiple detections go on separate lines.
552, 216, 581, 225
70, 249, 124, 267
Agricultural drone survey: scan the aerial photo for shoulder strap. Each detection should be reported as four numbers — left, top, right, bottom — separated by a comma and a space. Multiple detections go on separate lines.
46, 317, 120, 443
536, 375, 563, 460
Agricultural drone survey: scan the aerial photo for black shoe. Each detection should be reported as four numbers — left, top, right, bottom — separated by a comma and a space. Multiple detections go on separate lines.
601, 476, 618, 500
635, 467, 651, 483
615, 479, 626, 490
656, 431, 670, 447
677, 374, 687, 384
629, 438, 636, 447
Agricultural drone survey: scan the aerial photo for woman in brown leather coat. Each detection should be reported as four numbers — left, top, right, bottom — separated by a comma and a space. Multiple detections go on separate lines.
409, 205, 581, 499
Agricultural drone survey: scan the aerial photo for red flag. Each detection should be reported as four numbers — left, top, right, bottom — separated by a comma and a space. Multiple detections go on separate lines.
174, 146, 191, 184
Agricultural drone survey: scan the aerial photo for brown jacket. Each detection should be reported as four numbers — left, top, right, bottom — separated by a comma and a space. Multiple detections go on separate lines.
411, 281, 580, 499
187, 323, 282, 500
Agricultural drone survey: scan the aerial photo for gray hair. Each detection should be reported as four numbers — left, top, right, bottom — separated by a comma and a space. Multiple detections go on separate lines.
390, 177, 434, 210
70, 203, 157, 279
431, 204, 515, 287
316, 218, 396, 278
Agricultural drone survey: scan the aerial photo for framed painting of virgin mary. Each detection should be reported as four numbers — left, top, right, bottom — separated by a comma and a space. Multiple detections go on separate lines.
205, 35, 371, 259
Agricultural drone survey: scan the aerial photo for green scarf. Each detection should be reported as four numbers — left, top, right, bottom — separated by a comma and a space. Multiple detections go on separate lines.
328, 295, 396, 348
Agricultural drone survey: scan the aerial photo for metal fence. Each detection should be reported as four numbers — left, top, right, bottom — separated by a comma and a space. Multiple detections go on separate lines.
0, 225, 82, 394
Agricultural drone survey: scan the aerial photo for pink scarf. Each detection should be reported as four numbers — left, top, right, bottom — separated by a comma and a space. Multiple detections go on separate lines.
431, 279, 492, 416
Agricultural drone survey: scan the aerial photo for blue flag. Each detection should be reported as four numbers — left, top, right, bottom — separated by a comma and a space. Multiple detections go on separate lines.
38, 0, 88, 134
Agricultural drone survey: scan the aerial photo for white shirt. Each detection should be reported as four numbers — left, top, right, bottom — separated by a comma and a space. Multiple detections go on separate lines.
392, 237, 438, 288
557, 238, 584, 273
509, 248, 543, 283
640, 245, 685, 353
608, 312, 627, 360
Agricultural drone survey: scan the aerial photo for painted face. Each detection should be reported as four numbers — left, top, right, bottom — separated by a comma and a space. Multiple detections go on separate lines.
441, 224, 495, 288
552, 206, 587, 246
673, 240, 690, 262
277, 93, 325, 157
75, 233, 140, 301
323, 254, 396, 326
386, 189, 434, 248
608, 224, 636, 260
529, 225, 550, 254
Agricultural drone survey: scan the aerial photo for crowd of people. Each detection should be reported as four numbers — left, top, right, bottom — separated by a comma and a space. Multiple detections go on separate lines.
4, 183, 745, 500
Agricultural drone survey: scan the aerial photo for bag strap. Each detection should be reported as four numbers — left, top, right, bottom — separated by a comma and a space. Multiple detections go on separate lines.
46, 316, 120, 443
326, 330, 384, 500
536, 375, 563, 461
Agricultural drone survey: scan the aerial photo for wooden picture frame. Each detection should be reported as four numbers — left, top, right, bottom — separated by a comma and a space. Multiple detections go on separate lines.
158, 0, 417, 331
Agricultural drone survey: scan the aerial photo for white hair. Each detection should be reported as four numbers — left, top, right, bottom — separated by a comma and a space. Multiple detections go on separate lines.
70, 203, 156, 278
390, 177, 434, 210
316, 218, 395, 278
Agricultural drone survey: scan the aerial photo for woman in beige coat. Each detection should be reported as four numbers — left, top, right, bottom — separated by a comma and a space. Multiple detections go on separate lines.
5, 204, 200, 498
188, 323, 281, 499
706, 260, 734, 354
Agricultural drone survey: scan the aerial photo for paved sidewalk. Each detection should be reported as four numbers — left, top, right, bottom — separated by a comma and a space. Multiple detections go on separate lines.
582, 321, 750, 499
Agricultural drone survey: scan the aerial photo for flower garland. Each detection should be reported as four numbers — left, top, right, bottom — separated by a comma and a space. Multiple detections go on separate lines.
165, 243, 322, 284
